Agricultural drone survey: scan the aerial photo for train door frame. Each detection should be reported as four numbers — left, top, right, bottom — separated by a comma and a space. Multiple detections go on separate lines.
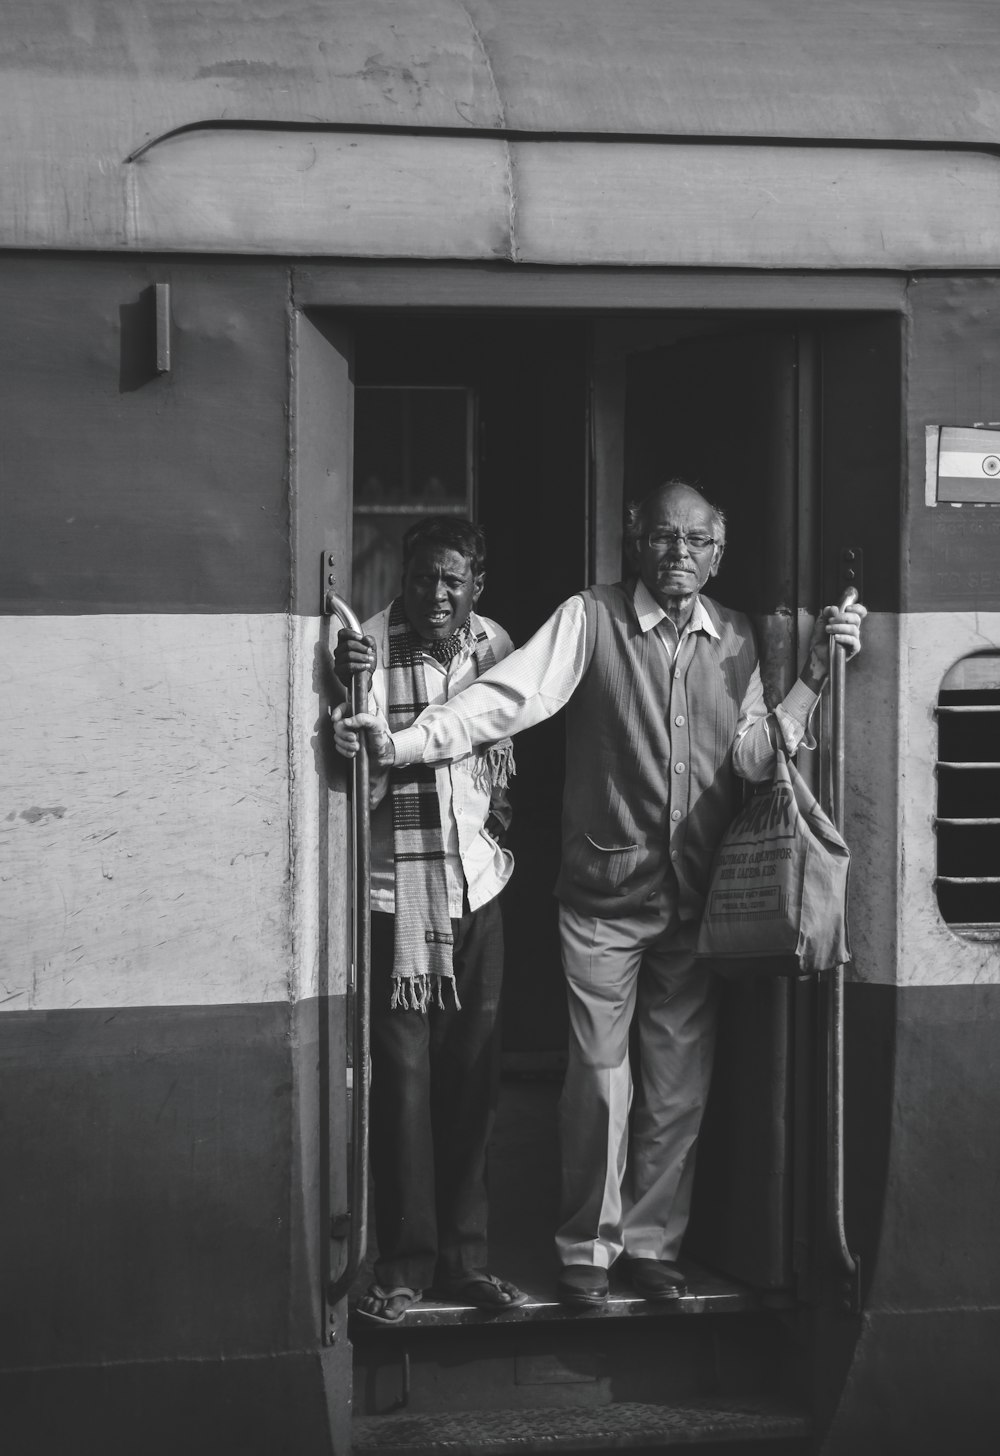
290, 262, 905, 1354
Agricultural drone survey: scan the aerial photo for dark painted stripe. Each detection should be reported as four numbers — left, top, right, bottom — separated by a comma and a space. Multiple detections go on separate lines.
1, 1348, 349, 1456
0, 258, 293, 613
0, 998, 347, 1367
853, 980, 1000, 1310
822, 1308, 1000, 1455
906, 275, 1000, 613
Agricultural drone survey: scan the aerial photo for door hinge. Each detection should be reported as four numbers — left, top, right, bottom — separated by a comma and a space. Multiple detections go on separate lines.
839, 545, 864, 600
322, 550, 338, 616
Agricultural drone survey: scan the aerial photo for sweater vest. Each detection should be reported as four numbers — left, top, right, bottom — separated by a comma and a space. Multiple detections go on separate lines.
554, 583, 759, 919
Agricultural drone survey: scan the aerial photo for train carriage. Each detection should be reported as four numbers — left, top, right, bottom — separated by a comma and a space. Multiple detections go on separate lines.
2, 3, 1000, 1453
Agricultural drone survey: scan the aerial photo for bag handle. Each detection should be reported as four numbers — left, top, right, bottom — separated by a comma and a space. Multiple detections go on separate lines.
826, 585, 860, 1311
829, 586, 858, 835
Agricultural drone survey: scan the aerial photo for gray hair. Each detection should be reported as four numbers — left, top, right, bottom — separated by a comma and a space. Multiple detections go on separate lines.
623, 479, 727, 551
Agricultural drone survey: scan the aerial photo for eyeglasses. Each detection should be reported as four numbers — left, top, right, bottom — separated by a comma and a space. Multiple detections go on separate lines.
646, 531, 717, 552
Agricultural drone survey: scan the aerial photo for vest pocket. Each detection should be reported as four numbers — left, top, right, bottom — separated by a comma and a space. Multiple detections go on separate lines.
570, 833, 641, 892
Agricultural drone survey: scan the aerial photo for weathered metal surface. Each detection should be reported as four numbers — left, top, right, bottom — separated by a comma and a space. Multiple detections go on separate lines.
907, 278, 1000, 610
2, 1, 1000, 259
10, 128, 1000, 264
6, 1, 999, 144
893, 610, 1000, 987
0, 259, 291, 615
0, 612, 294, 1010
292, 265, 908, 311
128, 130, 513, 257
353, 1398, 810, 1451
823, 980, 1000, 1455
0, 997, 354, 1449
0, 608, 349, 1011
512, 142, 1000, 270
120, 131, 1000, 265
830, 534, 1000, 992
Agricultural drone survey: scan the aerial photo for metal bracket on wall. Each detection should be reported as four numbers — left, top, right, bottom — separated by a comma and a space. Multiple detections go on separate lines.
154, 282, 171, 373
322, 551, 339, 615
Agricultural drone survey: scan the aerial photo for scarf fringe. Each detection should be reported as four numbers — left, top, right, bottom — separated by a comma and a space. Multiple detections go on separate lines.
472, 738, 516, 793
386, 603, 503, 1016
390, 973, 462, 1013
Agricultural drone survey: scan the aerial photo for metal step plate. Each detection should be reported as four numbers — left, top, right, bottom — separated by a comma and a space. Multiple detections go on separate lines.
349, 1264, 789, 1332
353, 1397, 809, 1452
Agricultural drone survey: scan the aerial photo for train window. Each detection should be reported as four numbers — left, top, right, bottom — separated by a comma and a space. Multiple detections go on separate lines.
936, 652, 1000, 937
352, 385, 475, 621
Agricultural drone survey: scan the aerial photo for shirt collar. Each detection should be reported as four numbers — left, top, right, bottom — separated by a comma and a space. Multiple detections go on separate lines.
632, 579, 720, 641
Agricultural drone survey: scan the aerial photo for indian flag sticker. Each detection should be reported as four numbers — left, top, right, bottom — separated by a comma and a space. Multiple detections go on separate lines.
937, 427, 1000, 502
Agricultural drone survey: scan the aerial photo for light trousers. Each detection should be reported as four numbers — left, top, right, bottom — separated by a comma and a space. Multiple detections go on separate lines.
555, 894, 718, 1269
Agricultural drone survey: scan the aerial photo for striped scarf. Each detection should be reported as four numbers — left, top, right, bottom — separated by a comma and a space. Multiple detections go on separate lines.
386, 598, 515, 1012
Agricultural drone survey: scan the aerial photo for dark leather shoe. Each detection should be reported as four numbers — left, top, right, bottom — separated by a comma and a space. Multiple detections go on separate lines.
619, 1257, 688, 1301
556, 1264, 609, 1308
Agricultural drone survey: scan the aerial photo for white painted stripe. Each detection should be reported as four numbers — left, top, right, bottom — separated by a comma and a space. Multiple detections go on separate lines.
4, 611, 998, 1004
938, 451, 1000, 480
771, 612, 1000, 990
289, 613, 352, 1003
0, 614, 343, 1011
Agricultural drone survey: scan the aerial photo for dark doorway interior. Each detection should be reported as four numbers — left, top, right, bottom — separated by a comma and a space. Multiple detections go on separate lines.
353, 317, 589, 1058
348, 308, 900, 1307
623, 326, 809, 1290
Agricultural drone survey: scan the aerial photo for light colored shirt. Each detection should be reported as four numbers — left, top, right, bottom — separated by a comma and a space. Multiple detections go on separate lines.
392, 582, 818, 779
364, 606, 514, 917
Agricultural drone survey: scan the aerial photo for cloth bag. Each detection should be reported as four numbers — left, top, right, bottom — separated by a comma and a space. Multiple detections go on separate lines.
695, 750, 851, 974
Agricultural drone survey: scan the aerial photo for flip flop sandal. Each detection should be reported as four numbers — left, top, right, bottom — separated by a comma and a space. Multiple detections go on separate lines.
352, 1284, 423, 1326
438, 1273, 529, 1309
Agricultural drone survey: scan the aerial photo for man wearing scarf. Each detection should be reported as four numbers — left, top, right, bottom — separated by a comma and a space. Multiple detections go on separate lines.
334, 516, 525, 1326
335, 483, 865, 1313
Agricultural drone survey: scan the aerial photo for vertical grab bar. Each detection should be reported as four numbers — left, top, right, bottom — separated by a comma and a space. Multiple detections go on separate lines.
827, 585, 861, 1311
325, 594, 372, 1308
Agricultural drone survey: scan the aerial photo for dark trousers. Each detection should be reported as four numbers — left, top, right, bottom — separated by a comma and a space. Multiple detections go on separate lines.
369, 896, 504, 1291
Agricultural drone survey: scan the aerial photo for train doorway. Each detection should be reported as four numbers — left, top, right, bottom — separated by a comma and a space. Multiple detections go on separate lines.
320, 296, 899, 1450
342, 312, 819, 1300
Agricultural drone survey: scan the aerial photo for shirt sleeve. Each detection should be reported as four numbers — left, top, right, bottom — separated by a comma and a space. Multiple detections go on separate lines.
733, 668, 821, 783
393, 596, 588, 765
487, 622, 516, 663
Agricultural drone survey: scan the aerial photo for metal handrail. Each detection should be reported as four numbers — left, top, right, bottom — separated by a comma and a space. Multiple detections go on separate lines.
325, 594, 372, 1308
827, 585, 861, 1310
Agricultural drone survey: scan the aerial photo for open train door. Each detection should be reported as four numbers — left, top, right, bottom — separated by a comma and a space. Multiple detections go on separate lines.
619, 324, 816, 1293
291, 308, 360, 1445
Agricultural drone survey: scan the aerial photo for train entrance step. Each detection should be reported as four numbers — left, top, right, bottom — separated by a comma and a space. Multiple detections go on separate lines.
352, 1398, 810, 1453
353, 1304, 805, 1432
348, 1264, 791, 1331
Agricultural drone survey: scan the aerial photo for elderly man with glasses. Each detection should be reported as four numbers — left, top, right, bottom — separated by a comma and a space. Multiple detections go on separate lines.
334, 479, 865, 1310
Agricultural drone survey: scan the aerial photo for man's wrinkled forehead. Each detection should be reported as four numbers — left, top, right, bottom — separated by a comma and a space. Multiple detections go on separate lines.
645, 485, 714, 527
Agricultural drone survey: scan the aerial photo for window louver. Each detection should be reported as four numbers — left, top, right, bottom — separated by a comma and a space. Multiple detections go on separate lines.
936, 653, 1000, 938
